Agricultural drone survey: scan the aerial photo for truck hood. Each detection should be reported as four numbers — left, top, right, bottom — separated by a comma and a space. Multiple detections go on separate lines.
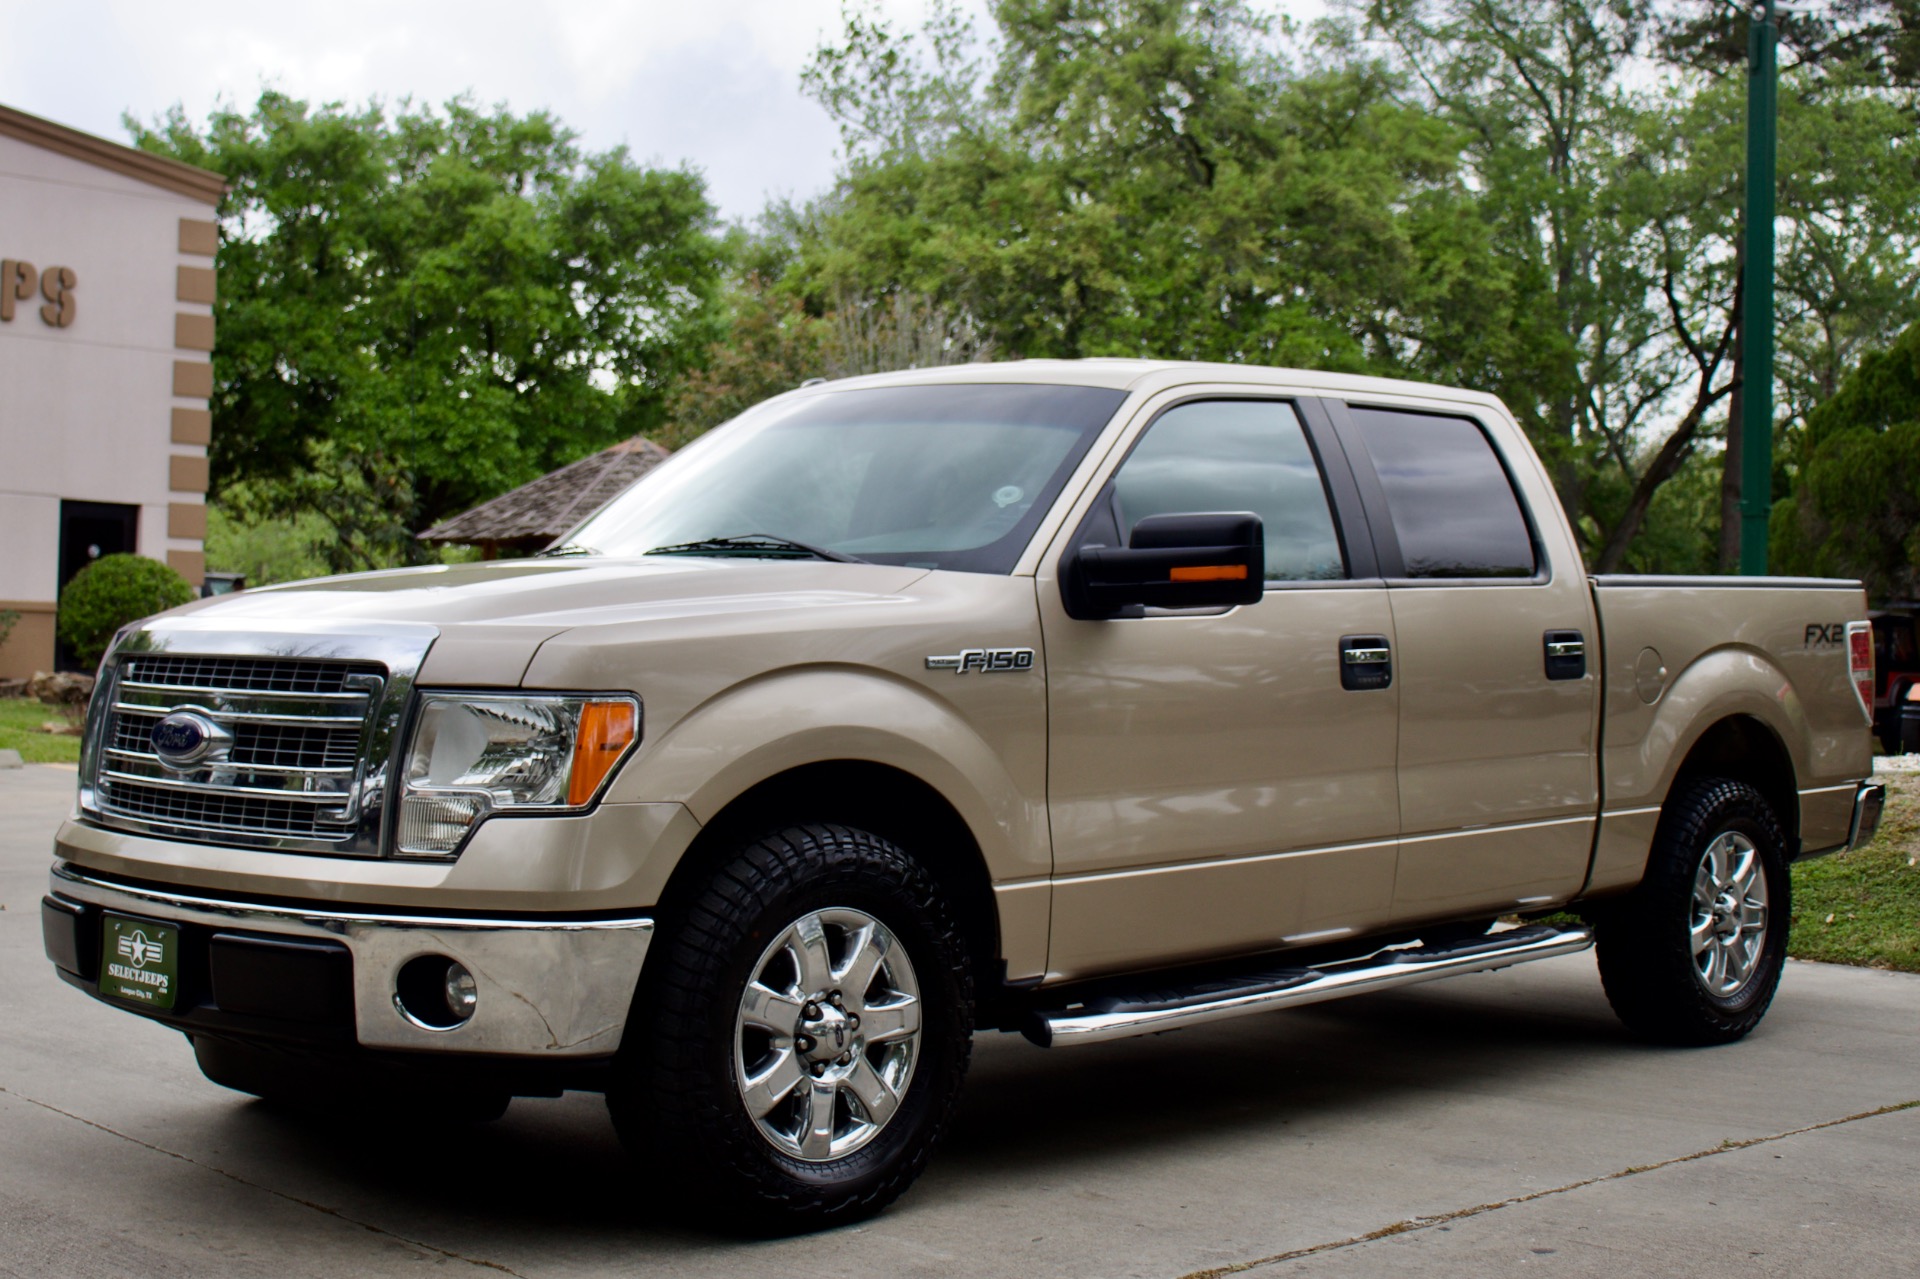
154, 557, 933, 685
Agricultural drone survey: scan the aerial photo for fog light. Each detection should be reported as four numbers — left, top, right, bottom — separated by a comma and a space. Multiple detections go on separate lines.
395, 954, 478, 1030
444, 961, 478, 1020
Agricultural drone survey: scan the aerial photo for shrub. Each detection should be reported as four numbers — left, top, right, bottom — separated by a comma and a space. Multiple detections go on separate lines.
57, 555, 194, 668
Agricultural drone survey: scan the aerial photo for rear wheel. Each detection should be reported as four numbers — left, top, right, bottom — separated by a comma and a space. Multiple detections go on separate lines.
608, 824, 972, 1233
1596, 778, 1790, 1046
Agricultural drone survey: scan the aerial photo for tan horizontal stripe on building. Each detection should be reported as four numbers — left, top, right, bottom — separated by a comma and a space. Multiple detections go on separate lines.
169, 454, 209, 495
176, 265, 216, 304
175, 312, 214, 351
167, 550, 206, 587
0, 599, 56, 615
172, 360, 213, 398
170, 407, 212, 445
167, 502, 208, 540
178, 218, 218, 255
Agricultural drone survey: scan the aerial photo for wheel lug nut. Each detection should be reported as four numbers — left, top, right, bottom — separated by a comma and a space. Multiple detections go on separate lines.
803, 1002, 820, 1019
811, 1062, 825, 1077
837, 1053, 851, 1066
796, 1036, 813, 1052
829, 991, 843, 1006
848, 1015, 860, 1028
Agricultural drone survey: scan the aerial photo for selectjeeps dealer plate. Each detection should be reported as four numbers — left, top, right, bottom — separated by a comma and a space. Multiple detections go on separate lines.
100, 914, 179, 1011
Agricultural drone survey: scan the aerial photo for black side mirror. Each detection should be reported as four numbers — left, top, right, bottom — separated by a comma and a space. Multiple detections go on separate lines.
1063, 512, 1264, 619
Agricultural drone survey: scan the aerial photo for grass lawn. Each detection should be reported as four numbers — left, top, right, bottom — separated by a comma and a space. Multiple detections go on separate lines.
1790, 769, 1919, 972
0, 696, 81, 764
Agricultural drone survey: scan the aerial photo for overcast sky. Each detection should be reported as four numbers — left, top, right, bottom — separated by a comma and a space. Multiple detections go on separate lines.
4, 1, 1322, 225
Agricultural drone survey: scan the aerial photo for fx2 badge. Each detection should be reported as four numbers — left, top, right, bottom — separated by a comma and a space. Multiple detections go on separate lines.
926, 647, 1035, 674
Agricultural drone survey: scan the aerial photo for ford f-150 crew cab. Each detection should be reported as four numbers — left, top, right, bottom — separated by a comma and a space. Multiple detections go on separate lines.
41, 360, 1886, 1231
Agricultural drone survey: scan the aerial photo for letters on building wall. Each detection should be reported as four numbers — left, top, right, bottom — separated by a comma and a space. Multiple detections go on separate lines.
0, 259, 77, 327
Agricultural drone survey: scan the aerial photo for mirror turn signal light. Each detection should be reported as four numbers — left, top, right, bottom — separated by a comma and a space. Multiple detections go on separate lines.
568, 700, 639, 805
1168, 564, 1249, 583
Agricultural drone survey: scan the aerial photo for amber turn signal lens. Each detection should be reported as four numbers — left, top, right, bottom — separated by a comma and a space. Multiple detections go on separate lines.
567, 700, 638, 805
1169, 564, 1248, 582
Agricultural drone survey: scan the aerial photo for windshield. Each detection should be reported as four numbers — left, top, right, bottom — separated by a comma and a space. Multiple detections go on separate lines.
562, 383, 1128, 574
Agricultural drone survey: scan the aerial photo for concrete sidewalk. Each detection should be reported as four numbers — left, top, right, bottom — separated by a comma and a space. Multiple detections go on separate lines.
3, 761, 1916, 1278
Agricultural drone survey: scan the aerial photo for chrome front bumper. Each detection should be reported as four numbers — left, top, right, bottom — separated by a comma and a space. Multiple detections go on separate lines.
47, 863, 652, 1057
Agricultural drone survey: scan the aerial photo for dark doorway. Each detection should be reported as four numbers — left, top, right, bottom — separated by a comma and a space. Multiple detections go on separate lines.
57, 500, 140, 669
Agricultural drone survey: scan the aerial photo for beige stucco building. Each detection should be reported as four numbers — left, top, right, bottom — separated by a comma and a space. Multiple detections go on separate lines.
0, 104, 223, 679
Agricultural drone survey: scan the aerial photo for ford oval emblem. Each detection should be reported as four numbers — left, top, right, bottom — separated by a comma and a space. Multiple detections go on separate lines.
150, 711, 230, 771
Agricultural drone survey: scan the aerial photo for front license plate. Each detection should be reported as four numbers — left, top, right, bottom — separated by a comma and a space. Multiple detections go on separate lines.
100, 914, 180, 1011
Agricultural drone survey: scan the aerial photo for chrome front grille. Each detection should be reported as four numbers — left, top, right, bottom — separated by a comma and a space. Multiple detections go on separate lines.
91, 654, 387, 847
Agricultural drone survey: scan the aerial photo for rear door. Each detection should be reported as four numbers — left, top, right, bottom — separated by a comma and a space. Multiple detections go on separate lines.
1327, 400, 1600, 925
1037, 391, 1401, 980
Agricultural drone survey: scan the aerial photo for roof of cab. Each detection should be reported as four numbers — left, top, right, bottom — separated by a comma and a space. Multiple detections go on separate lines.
792, 358, 1510, 416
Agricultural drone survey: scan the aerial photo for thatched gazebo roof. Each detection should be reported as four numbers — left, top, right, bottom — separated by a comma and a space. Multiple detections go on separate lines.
418, 436, 671, 558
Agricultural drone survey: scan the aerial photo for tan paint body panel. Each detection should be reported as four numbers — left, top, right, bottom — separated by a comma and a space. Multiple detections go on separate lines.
52, 359, 1879, 997
1583, 578, 1874, 891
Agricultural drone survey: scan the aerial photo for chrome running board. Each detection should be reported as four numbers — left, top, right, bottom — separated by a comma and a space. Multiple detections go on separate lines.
1023, 923, 1594, 1048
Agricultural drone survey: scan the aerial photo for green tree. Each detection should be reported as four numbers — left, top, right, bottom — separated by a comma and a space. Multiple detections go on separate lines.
129, 94, 725, 573
1774, 319, 1920, 599
1656, 2, 1920, 569
795, 1, 1502, 377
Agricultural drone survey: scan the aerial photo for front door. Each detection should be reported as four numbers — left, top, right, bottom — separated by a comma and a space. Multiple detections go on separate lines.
1038, 394, 1402, 981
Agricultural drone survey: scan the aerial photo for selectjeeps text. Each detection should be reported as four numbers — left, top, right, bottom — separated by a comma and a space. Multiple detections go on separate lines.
42, 361, 1887, 1231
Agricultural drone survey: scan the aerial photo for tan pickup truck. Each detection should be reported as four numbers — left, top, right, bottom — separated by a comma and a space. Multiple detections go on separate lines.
42, 360, 1885, 1231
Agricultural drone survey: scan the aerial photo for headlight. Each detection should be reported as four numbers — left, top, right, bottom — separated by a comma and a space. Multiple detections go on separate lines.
396, 693, 640, 857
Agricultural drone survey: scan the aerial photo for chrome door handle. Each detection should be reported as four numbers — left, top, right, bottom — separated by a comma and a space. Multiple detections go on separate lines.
1340, 636, 1392, 691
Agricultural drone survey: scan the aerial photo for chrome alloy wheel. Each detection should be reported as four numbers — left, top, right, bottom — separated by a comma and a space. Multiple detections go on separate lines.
733, 907, 923, 1163
1690, 831, 1770, 998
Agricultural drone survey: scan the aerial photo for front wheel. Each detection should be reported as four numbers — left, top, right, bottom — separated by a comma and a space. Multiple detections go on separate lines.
608, 824, 972, 1233
1596, 777, 1790, 1046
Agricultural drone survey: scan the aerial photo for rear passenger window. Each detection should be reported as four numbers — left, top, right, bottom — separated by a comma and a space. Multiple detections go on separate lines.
1349, 408, 1536, 578
1112, 399, 1345, 582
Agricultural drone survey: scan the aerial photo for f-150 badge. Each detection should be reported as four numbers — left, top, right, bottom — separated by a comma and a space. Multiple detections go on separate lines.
926, 647, 1035, 673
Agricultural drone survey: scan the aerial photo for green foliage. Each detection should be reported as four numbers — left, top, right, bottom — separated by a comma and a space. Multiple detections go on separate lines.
1775, 319, 1920, 597
203, 493, 335, 586
794, 1, 1501, 379
1790, 770, 1920, 972
0, 608, 19, 654
128, 93, 726, 574
56, 555, 195, 669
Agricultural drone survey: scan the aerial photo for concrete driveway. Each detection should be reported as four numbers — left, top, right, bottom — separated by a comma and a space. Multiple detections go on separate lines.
3, 760, 1917, 1278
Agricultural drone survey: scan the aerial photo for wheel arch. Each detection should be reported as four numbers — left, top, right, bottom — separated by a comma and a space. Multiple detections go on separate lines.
1666, 713, 1799, 852
650, 760, 1005, 1009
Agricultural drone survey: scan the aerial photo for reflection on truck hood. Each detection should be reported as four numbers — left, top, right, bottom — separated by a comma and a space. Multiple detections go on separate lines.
178, 557, 934, 630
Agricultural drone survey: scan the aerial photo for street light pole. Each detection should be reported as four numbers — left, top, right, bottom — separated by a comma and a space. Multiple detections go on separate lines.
1739, 0, 1778, 575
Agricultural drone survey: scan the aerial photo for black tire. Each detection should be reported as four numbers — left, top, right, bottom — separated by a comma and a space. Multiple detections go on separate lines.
1596, 777, 1791, 1046
607, 824, 973, 1234
191, 1036, 511, 1122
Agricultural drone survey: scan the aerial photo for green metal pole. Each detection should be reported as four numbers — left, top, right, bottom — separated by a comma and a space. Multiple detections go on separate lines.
1739, 2, 1778, 575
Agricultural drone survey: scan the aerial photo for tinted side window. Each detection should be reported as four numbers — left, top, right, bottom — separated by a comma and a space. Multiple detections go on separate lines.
1349, 407, 1536, 578
1112, 399, 1345, 581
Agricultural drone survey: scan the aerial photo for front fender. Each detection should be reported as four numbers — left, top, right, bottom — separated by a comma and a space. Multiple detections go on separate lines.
605, 665, 1048, 888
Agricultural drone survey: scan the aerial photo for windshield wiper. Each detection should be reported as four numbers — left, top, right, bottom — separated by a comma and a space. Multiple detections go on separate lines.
644, 534, 868, 564
538, 543, 601, 557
